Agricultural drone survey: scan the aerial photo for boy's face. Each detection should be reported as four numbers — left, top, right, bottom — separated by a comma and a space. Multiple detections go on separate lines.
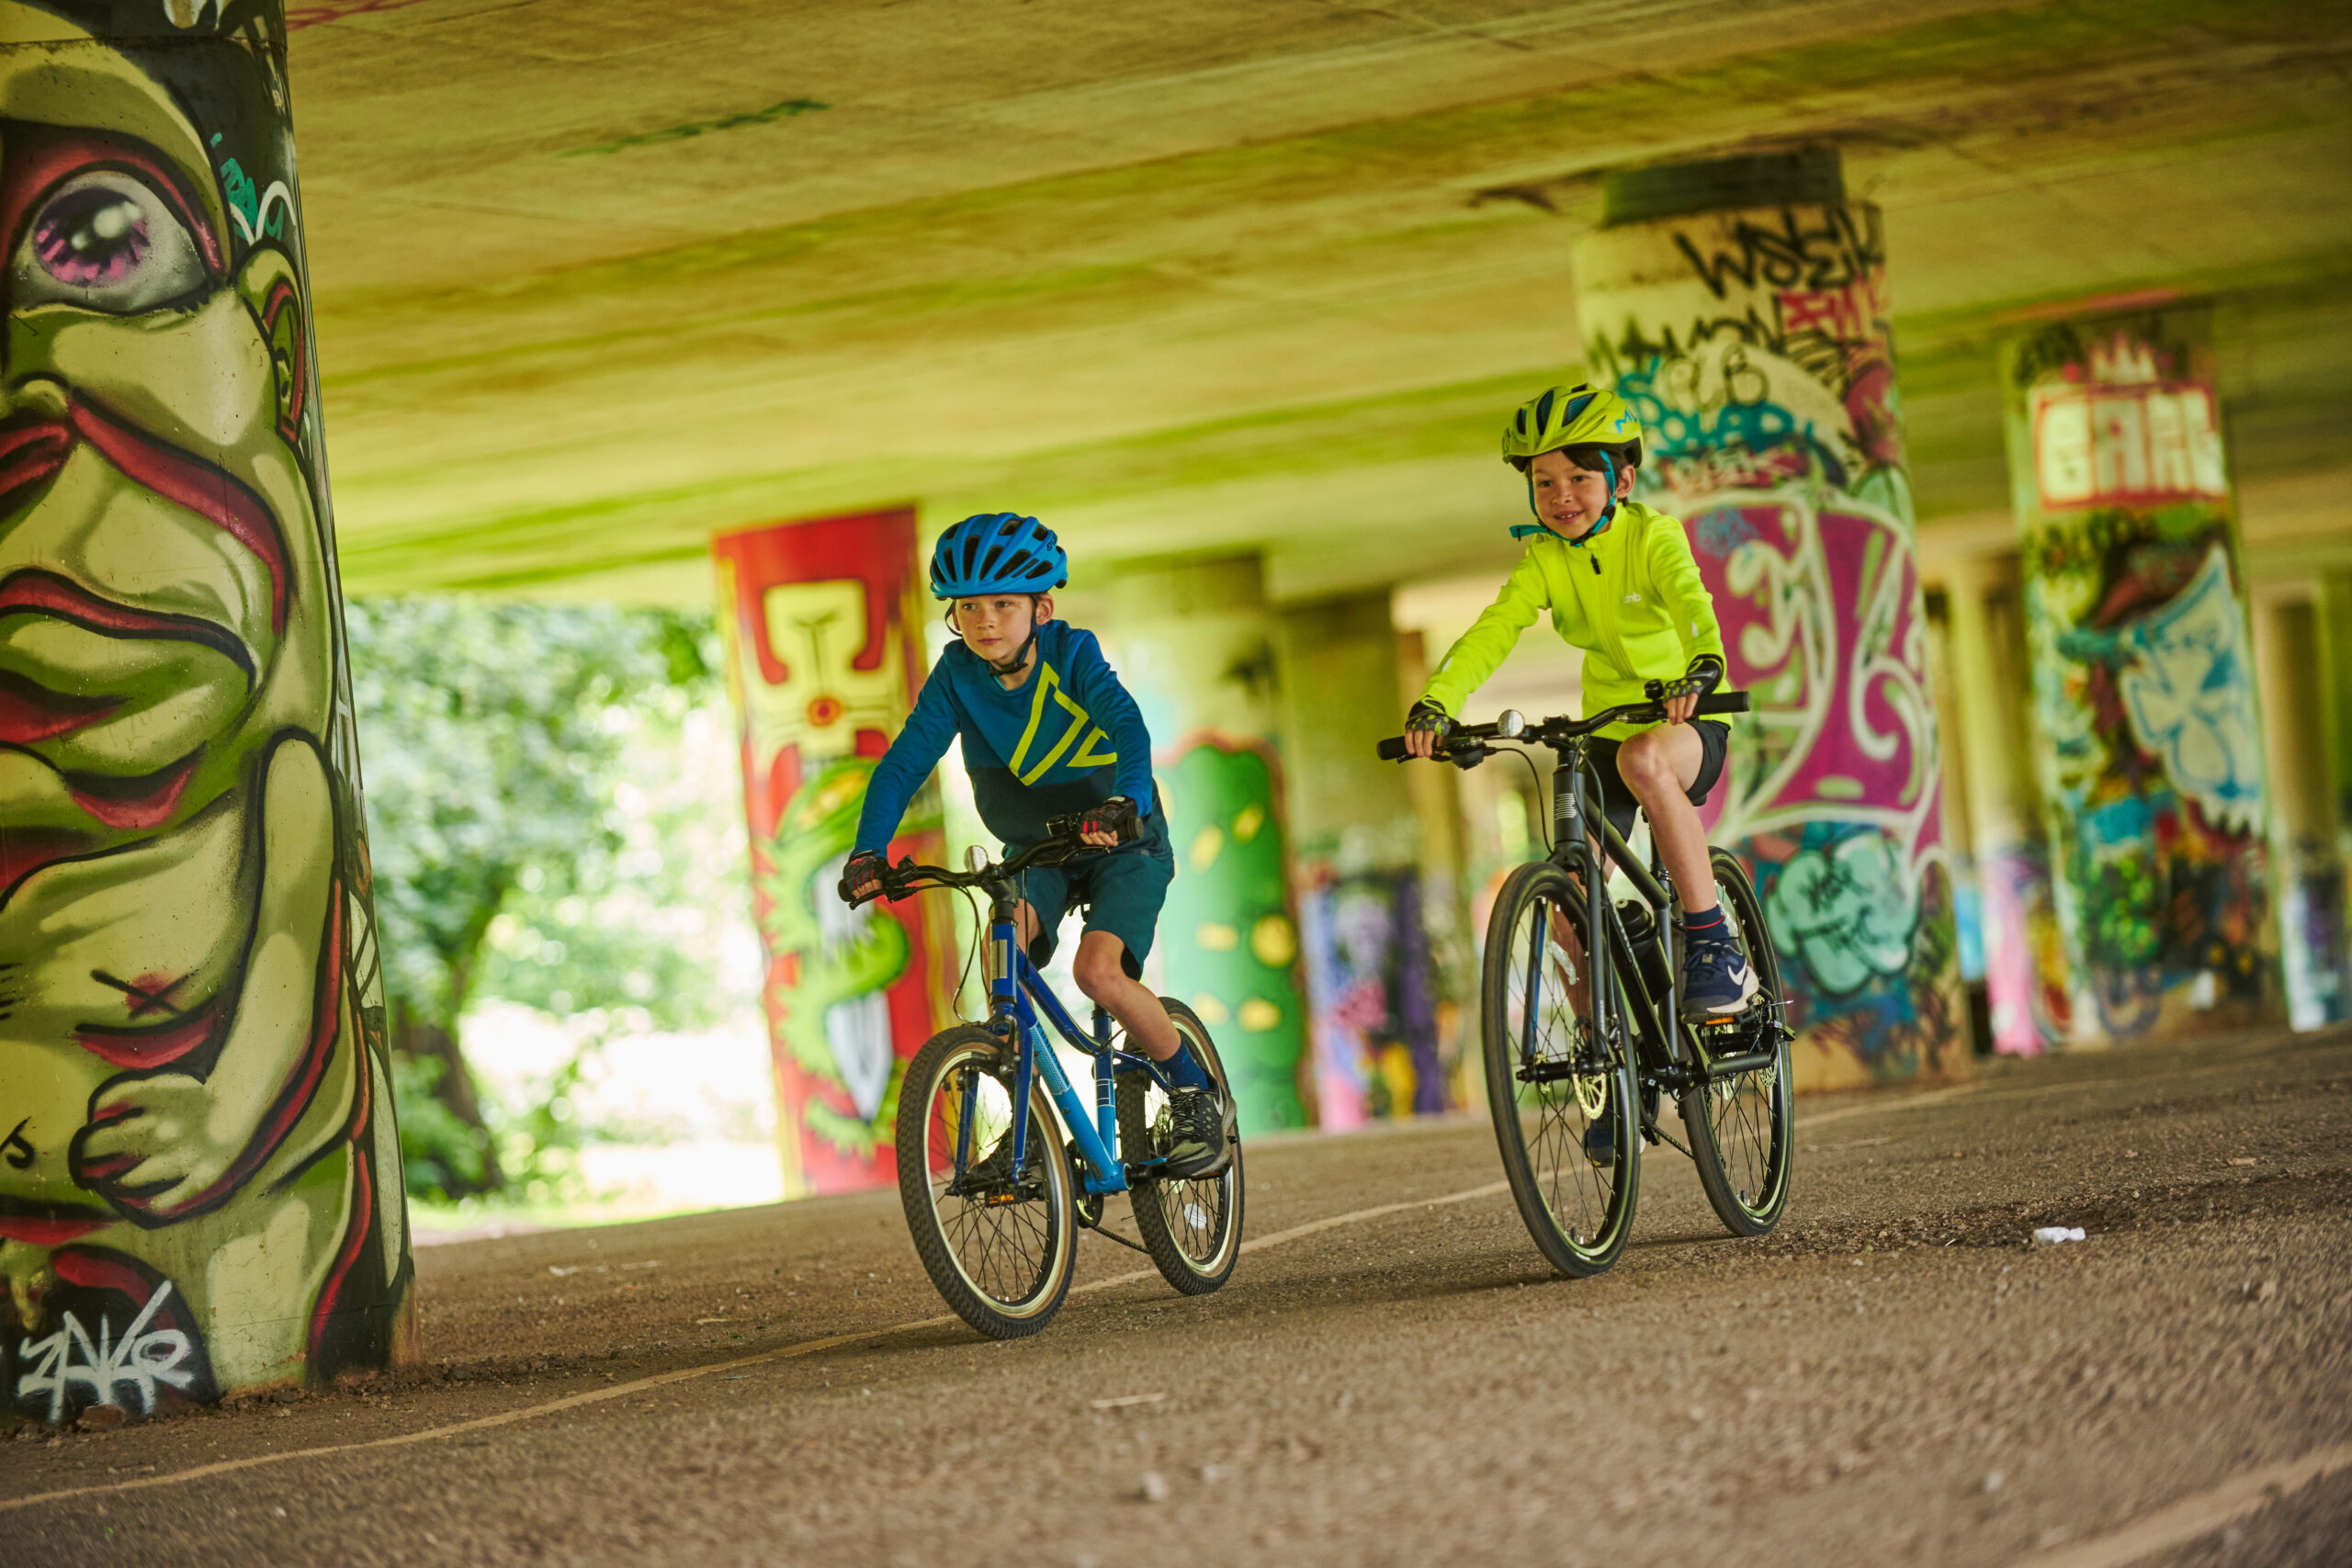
1527, 449, 1632, 538
952, 592, 1048, 663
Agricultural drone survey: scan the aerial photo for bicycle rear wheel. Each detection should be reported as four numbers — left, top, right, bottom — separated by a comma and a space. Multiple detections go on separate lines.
897, 1026, 1076, 1339
1678, 848, 1795, 1235
1116, 998, 1244, 1296
1481, 861, 1641, 1277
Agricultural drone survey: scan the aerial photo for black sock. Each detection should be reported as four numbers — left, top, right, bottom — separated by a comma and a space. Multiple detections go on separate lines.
1680, 906, 1727, 938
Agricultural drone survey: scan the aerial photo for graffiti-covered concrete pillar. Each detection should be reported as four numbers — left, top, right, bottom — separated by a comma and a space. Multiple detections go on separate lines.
2000, 308, 2275, 1042
1274, 592, 1448, 1128
1104, 557, 1310, 1134
1942, 553, 2069, 1053
0, 3, 412, 1423
1576, 149, 1969, 1087
2255, 597, 2346, 1028
713, 510, 956, 1196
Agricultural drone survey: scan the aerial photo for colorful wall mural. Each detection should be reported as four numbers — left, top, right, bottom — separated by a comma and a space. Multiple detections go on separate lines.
0, 1, 411, 1424
712, 510, 955, 1197
2000, 313, 2275, 1041
1157, 739, 1309, 1132
1296, 869, 1443, 1129
1577, 199, 1969, 1087
1109, 559, 1310, 1134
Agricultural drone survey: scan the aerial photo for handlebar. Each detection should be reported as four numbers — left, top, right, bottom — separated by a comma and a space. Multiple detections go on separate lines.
1375, 689, 1752, 763
844, 822, 1118, 908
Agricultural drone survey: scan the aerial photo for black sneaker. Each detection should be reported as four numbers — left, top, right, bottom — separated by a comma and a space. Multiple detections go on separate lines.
1683, 933, 1760, 1015
1161, 1086, 1228, 1179
1583, 1117, 1617, 1168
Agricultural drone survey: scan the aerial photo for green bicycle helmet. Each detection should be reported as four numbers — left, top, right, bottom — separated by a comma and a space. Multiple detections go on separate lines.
1502, 383, 1644, 468
1501, 384, 1645, 540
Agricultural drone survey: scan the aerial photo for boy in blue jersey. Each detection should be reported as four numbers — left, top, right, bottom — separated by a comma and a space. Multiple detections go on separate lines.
838, 513, 1226, 1177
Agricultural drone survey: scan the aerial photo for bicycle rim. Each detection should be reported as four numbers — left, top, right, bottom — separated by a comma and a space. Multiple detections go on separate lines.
1482, 863, 1640, 1276
1680, 850, 1795, 1234
899, 1030, 1074, 1335
1120, 999, 1243, 1293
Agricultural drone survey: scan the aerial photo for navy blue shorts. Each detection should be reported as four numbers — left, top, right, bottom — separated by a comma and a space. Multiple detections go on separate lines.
1012, 807, 1175, 980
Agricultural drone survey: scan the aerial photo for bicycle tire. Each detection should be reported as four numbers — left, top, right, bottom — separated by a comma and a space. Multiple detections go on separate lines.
896, 1026, 1077, 1339
1116, 998, 1244, 1295
1677, 849, 1796, 1235
1480, 861, 1641, 1277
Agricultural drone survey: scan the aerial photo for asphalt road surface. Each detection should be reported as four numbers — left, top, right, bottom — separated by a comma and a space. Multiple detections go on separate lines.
6, 1026, 2350, 1567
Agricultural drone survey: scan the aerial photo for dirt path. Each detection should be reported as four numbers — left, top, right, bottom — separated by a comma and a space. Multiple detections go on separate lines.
6, 1027, 2349, 1566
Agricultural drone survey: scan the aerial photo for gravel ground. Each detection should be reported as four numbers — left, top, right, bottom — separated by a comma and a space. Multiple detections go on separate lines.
5, 1024, 2348, 1567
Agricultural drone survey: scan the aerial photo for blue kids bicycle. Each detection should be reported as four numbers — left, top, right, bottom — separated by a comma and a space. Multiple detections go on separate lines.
852, 828, 1244, 1339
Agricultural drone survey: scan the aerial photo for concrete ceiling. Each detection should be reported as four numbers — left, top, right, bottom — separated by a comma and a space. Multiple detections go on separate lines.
286, 0, 2352, 605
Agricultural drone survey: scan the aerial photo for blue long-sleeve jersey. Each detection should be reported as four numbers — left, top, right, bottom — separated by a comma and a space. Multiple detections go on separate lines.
854, 620, 1159, 854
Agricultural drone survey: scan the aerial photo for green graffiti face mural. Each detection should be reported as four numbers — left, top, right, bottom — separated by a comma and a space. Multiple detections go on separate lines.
0, 2, 408, 1424
1157, 740, 1306, 1134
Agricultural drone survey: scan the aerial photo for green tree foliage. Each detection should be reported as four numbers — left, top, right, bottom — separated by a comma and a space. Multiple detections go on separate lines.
345, 598, 733, 1201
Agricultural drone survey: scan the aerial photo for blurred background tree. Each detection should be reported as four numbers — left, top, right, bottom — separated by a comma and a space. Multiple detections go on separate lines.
346, 598, 741, 1201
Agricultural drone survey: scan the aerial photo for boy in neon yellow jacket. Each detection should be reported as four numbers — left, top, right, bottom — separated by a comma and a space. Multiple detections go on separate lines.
1404, 384, 1757, 1014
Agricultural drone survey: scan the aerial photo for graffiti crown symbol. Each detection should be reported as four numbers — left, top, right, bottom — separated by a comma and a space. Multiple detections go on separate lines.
2087, 333, 2162, 387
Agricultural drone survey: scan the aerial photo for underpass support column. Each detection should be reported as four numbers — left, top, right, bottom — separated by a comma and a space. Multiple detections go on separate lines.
1942, 553, 2069, 1053
2255, 596, 2349, 1028
1104, 558, 1311, 1134
1999, 308, 2277, 1042
0, 2, 411, 1422
1575, 149, 1970, 1088
1275, 592, 1449, 1129
712, 509, 956, 1196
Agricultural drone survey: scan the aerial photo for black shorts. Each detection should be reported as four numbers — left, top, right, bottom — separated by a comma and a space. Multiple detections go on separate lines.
1582, 719, 1729, 843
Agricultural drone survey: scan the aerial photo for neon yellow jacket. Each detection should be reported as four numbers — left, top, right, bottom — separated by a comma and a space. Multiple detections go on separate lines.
1419, 502, 1725, 741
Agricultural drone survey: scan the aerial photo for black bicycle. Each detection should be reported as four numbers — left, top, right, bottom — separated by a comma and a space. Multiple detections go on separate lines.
1379, 687, 1793, 1276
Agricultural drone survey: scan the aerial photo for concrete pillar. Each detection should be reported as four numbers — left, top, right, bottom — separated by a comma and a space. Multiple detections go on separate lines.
1942, 554, 2071, 1053
1275, 592, 1446, 1128
2255, 596, 2350, 1028
1999, 307, 2275, 1042
1576, 149, 1971, 1089
0, 3, 411, 1422
1105, 558, 1310, 1134
2322, 570, 2352, 854
1396, 628, 1476, 1110
711, 509, 956, 1196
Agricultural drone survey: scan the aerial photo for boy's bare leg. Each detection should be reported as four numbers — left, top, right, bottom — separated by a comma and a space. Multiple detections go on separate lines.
1071, 931, 1182, 1060
1614, 725, 1716, 914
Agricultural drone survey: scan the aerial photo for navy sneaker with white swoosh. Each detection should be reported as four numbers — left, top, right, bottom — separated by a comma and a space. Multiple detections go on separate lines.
1684, 934, 1760, 1014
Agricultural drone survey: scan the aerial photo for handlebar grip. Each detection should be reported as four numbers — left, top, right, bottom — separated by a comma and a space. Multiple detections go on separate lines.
1694, 691, 1751, 716
1376, 736, 1409, 761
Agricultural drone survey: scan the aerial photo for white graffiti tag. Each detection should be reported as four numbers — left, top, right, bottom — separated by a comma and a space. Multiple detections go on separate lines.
16, 1280, 196, 1422
2115, 546, 2265, 831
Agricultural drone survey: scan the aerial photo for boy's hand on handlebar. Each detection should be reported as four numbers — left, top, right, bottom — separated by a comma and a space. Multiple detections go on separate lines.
839, 849, 889, 904
1404, 700, 1453, 759
1652, 656, 1724, 726
1077, 795, 1140, 847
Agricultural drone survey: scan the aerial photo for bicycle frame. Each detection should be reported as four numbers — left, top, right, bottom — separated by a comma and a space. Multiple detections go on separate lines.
1542, 737, 1777, 1094
1536, 737, 1682, 1086
976, 887, 1172, 1198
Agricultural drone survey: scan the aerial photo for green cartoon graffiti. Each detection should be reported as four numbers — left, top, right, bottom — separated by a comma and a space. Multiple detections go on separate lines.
752, 755, 914, 1156
1159, 742, 1308, 1133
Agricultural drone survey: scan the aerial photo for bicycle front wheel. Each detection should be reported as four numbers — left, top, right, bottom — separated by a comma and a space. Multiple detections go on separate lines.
1116, 998, 1244, 1296
897, 1026, 1077, 1339
1480, 861, 1641, 1277
1678, 848, 1796, 1235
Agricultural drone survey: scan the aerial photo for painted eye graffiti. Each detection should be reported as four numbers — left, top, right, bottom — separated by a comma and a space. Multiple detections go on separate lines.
12, 172, 204, 314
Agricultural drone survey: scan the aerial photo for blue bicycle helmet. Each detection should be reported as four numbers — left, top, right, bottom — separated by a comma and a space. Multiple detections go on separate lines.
929, 513, 1068, 599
